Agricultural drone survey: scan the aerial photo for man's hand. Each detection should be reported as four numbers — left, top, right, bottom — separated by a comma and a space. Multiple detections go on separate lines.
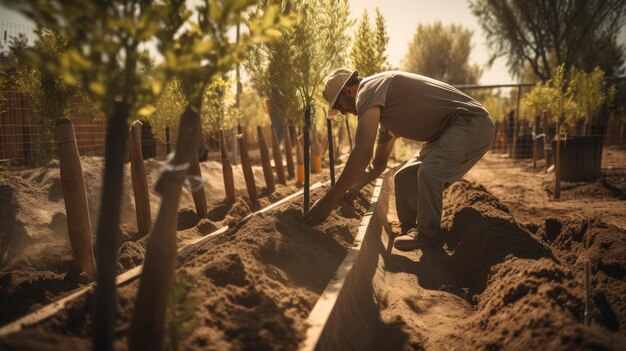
343, 185, 360, 204
300, 194, 338, 226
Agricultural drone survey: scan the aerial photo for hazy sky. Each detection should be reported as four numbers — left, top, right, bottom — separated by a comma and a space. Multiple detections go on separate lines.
2, 0, 624, 85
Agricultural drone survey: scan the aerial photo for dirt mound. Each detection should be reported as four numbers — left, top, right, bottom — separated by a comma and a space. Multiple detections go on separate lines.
460, 257, 623, 350
0, 185, 373, 350
439, 181, 554, 295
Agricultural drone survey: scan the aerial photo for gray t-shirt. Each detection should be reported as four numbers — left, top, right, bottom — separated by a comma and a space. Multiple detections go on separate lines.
356, 71, 489, 142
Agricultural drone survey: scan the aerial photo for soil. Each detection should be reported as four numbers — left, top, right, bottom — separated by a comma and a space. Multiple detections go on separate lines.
0, 156, 327, 326
1, 150, 625, 350
0, 184, 373, 350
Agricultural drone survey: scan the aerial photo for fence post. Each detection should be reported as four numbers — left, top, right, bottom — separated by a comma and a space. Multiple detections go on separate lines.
271, 126, 286, 185
165, 126, 171, 155
56, 118, 97, 280
554, 122, 561, 200
257, 125, 275, 193
284, 126, 295, 179
129, 120, 151, 236
220, 130, 236, 203
238, 124, 257, 203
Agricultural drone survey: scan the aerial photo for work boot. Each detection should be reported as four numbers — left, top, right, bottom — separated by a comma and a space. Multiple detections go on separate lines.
393, 228, 442, 251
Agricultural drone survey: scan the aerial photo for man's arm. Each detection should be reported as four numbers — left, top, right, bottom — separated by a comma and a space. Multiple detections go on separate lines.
346, 131, 396, 200
301, 106, 380, 225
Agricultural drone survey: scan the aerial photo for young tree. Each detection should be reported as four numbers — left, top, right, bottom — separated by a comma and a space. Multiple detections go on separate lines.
245, 0, 300, 133
10, 26, 80, 166
350, 7, 389, 77
403, 21, 481, 85
470, 0, 626, 81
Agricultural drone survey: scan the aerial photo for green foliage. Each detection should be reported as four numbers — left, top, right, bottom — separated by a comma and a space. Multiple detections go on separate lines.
470, 0, 626, 81
291, 0, 352, 111
155, 0, 297, 110
349, 8, 389, 77
245, 0, 301, 126
0, 162, 8, 179
569, 67, 615, 124
403, 21, 480, 84
164, 272, 200, 351
145, 80, 187, 143
10, 26, 80, 165
3, 0, 169, 118
523, 64, 579, 126
200, 76, 241, 135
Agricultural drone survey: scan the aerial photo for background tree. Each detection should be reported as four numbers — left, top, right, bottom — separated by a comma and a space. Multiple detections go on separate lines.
350, 7, 389, 76
245, 0, 299, 137
10, 26, 80, 166
470, 0, 626, 81
402, 21, 481, 84
291, 0, 352, 122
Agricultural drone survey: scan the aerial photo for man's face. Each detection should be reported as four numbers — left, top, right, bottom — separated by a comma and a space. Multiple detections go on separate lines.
333, 88, 357, 115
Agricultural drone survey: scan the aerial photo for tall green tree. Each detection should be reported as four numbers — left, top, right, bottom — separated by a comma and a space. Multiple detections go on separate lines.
470, 0, 626, 81
402, 21, 480, 84
291, 0, 352, 119
350, 7, 389, 77
245, 0, 300, 136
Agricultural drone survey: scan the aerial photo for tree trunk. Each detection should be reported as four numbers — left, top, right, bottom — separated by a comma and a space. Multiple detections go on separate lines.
56, 118, 96, 280
93, 101, 129, 351
128, 105, 201, 351
257, 125, 275, 193
129, 120, 152, 236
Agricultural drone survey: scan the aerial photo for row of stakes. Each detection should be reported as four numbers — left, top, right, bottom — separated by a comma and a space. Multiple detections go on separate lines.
55, 107, 340, 282
52, 104, 345, 350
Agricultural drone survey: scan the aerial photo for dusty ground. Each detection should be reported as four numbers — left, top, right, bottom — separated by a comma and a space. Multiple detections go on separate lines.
1, 149, 625, 350
0, 156, 330, 326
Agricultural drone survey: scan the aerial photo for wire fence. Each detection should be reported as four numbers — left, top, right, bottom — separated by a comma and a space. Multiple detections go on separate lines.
456, 79, 626, 172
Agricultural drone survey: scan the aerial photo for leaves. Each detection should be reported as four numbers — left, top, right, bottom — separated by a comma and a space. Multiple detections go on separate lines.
350, 8, 389, 77
403, 21, 481, 85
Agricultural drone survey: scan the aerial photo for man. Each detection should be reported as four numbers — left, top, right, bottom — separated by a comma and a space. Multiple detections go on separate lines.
301, 68, 494, 251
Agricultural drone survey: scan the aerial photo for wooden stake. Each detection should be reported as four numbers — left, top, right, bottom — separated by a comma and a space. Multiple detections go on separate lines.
165, 126, 171, 155
271, 126, 286, 185
257, 125, 275, 193
56, 118, 96, 280
584, 260, 591, 326
345, 118, 353, 151
284, 126, 295, 179
94, 101, 130, 351
129, 120, 152, 236
188, 152, 208, 218
129, 105, 201, 351
238, 124, 257, 203
220, 130, 236, 203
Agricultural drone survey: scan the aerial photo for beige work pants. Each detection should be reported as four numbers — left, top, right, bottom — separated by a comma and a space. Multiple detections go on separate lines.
394, 113, 495, 237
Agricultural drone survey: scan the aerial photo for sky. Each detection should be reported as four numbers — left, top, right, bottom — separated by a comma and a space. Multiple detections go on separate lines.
1, 0, 625, 85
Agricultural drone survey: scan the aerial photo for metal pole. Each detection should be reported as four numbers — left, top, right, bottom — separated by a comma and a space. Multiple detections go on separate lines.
303, 106, 311, 212
326, 119, 335, 186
